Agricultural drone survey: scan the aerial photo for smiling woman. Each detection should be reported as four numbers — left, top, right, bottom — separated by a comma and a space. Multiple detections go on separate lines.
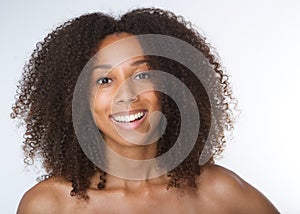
12, 7, 279, 213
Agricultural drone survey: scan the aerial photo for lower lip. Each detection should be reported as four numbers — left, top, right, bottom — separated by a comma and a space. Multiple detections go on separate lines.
110, 112, 148, 131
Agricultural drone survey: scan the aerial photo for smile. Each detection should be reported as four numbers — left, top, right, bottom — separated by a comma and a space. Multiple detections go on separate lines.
110, 110, 147, 123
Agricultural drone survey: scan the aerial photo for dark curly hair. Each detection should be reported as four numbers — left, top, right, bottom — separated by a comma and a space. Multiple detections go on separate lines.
11, 7, 237, 199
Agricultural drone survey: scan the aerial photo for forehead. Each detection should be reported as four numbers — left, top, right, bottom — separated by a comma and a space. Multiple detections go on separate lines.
98, 33, 137, 49
95, 33, 145, 67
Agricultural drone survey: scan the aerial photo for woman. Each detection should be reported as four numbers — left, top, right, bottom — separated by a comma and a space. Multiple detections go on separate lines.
13, 7, 279, 213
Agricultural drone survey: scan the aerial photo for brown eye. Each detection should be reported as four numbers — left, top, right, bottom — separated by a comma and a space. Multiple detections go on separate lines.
97, 77, 112, 85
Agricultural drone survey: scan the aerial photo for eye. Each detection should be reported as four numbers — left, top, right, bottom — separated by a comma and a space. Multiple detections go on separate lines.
134, 72, 151, 80
97, 77, 112, 85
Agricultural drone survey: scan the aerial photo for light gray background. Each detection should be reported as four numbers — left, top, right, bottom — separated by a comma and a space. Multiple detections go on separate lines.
1, 0, 299, 213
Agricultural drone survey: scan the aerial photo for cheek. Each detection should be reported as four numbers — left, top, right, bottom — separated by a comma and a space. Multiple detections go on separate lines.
148, 91, 161, 110
92, 91, 113, 116
154, 91, 162, 105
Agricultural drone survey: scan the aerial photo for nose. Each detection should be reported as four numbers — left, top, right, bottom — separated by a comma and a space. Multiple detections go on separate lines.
114, 80, 139, 105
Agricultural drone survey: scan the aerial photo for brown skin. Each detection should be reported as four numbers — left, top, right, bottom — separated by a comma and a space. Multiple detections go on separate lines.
17, 33, 279, 214
17, 164, 279, 214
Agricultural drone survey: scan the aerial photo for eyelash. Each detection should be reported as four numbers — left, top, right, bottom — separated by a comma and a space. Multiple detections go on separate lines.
96, 72, 150, 85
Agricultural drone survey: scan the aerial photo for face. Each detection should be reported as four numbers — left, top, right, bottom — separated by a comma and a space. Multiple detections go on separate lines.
89, 33, 162, 149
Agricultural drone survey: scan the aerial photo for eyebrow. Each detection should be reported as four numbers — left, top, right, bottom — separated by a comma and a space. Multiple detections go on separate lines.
92, 59, 149, 71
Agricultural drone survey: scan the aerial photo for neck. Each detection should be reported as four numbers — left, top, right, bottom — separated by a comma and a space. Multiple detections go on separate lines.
90, 169, 170, 192
103, 142, 167, 180
89, 142, 170, 191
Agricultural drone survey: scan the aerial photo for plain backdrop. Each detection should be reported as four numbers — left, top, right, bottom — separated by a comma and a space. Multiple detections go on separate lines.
1, 0, 299, 213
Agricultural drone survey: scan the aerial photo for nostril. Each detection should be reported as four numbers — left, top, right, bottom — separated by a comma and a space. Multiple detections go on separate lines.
114, 88, 139, 104
115, 94, 139, 104
130, 95, 139, 102
113, 79, 141, 104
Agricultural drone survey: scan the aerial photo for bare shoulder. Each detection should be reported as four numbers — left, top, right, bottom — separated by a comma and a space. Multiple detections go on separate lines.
17, 177, 72, 214
197, 164, 279, 213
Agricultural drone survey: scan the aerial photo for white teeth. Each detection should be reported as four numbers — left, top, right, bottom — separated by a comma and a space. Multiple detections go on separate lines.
130, 115, 135, 121
112, 111, 145, 123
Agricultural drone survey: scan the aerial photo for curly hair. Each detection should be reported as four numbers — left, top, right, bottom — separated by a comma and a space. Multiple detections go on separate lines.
11, 7, 236, 199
